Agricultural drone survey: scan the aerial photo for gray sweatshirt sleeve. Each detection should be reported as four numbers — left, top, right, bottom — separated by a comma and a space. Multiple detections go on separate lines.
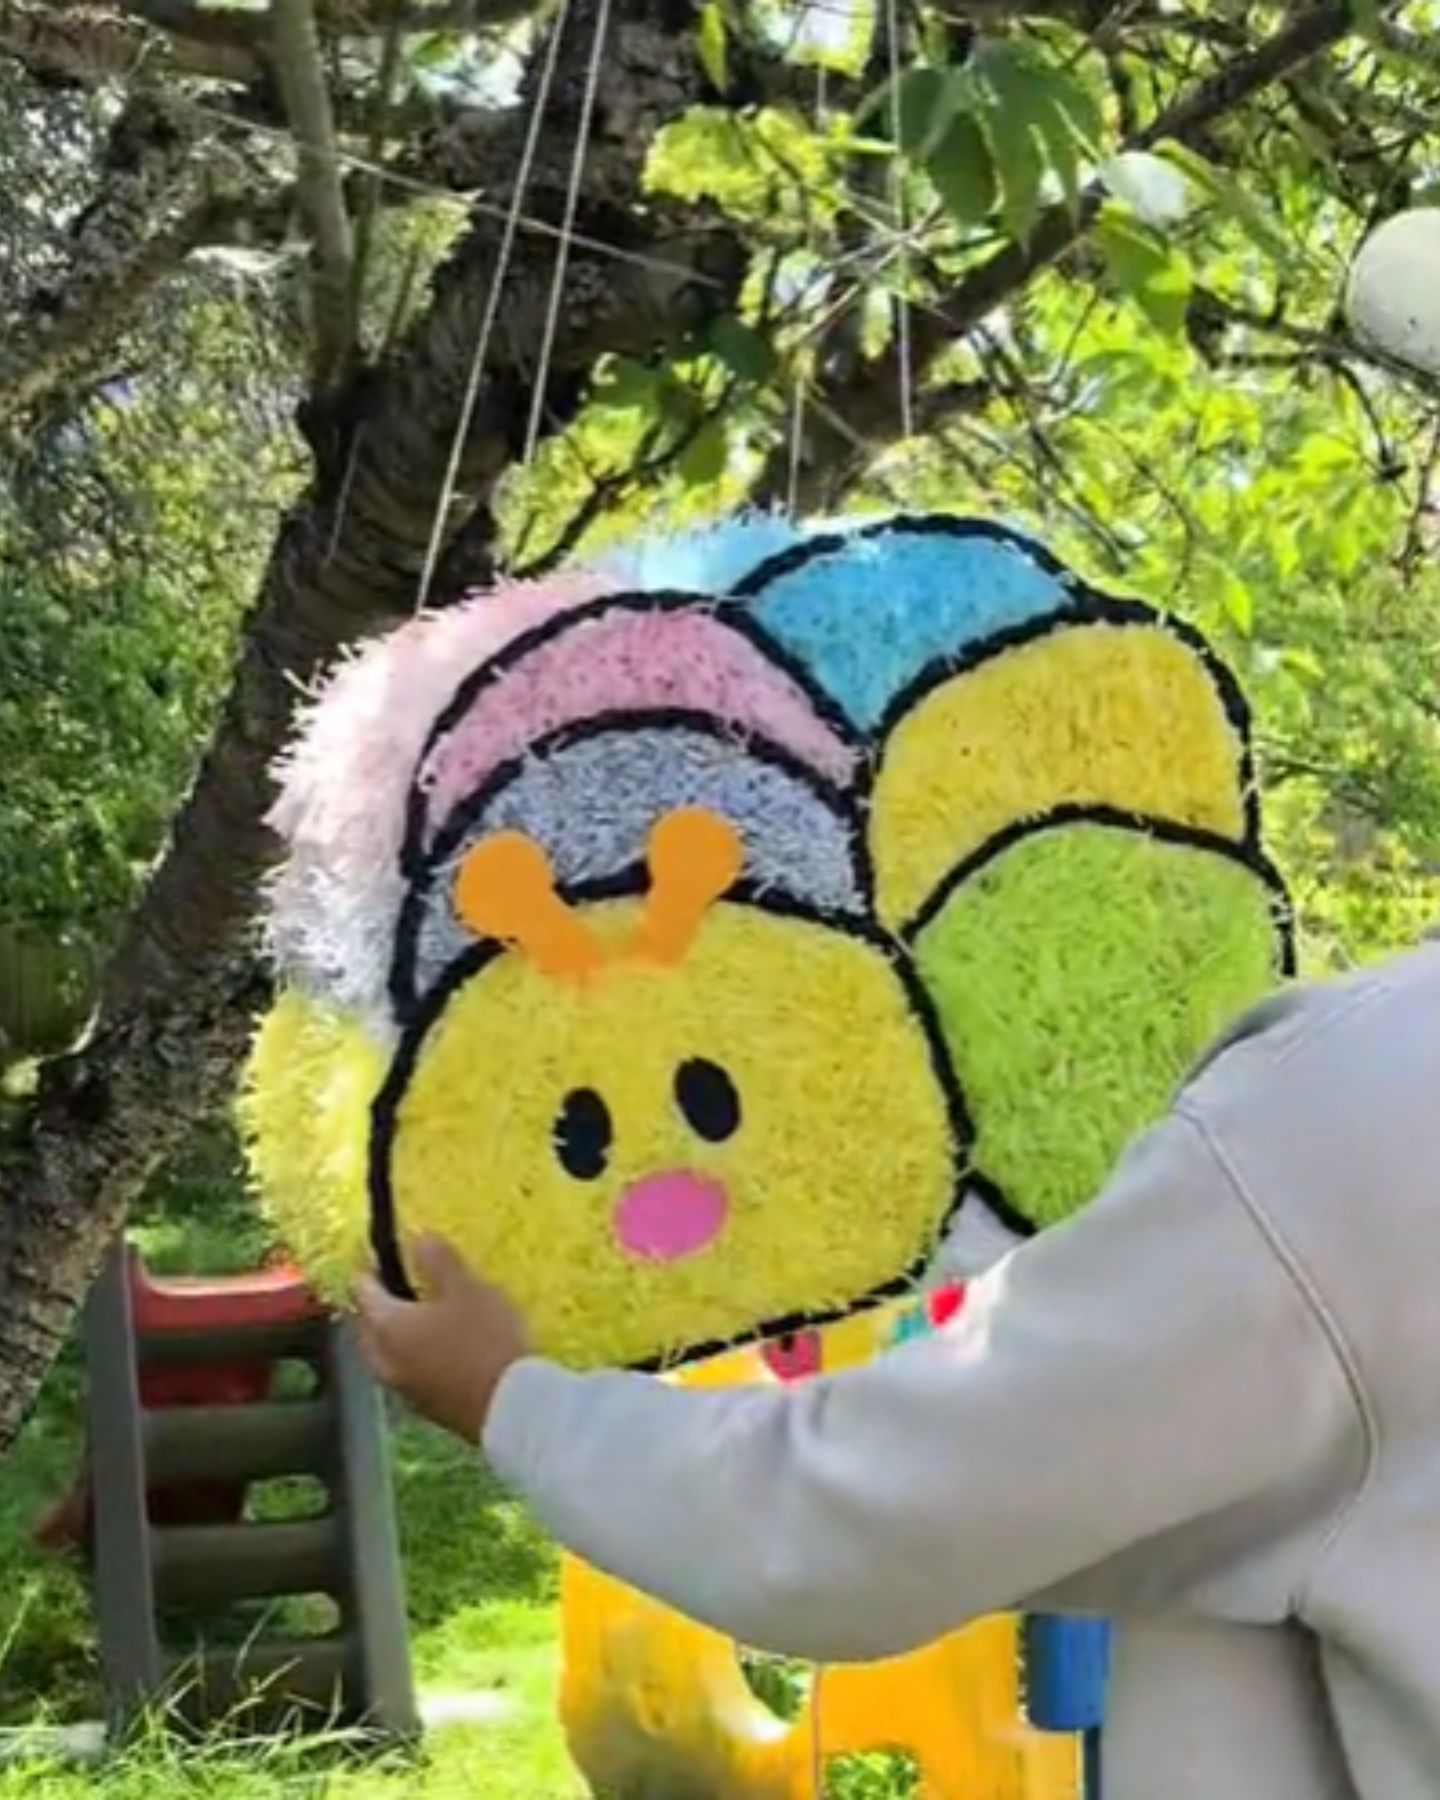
483, 1110, 1362, 1661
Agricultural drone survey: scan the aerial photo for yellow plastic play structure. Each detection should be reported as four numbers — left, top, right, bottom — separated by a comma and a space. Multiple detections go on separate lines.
557, 1316, 1081, 1800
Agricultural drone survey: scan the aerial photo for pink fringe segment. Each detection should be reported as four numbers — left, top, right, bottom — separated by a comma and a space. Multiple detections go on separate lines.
414, 604, 857, 850
269, 575, 607, 874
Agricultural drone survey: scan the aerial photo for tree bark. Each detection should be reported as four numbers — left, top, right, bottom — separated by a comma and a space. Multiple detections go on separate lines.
0, 95, 218, 426
0, 3, 259, 87
0, 0, 733, 1456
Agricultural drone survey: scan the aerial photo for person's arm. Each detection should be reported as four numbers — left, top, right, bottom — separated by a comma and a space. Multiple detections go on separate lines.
483, 1111, 1364, 1661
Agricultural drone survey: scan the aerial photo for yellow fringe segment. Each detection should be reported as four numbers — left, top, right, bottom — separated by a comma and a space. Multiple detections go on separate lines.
870, 621, 1248, 929
915, 823, 1282, 1229
237, 988, 386, 1300
374, 900, 956, 1368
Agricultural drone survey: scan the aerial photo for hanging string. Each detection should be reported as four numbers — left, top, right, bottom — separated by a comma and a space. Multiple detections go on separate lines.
412, 0, 573, 612
884, 0, 915, 441
786, 61, 830, 515
809, 1664, 826, 1798
185, 89, 737, 293
786, 377, 807, 513
522, 0, 616, 466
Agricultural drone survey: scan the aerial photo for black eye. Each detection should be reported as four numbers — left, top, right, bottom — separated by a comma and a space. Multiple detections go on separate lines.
553, 1088, 612, 1181
674, 1058, 741, 1143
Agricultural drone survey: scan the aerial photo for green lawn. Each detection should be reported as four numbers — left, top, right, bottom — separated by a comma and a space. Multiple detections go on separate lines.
0, 1134, 584, 1800
0, 1364, 583, 1800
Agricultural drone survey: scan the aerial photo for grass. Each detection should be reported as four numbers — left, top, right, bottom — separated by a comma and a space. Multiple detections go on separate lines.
0, 1125, 583, 1800
0, 1124, 916, 1798
0, 1397, 583, 1799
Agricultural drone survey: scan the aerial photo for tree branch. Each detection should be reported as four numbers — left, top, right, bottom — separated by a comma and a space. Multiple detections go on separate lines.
90, 0, 266, 53
96, 0, 542, 58
0, 203, 216, 426
272, 0, 357, 395
1190, 286, 1440, 406
315, 0, 543, 31
0, 1, 260, 86
918, 0, 1136, 18
0, 93, 231, 427
1376, 17, 1440, 75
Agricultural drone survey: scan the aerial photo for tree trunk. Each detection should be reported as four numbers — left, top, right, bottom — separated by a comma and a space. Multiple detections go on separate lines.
0, 0, 724, 1454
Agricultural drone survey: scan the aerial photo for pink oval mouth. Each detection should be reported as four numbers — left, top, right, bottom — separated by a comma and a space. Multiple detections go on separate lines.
613, 1170, 729, 1263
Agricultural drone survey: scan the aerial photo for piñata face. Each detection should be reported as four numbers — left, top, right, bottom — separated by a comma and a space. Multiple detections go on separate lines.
243, 514, 1293, 1369
374, 898, 959, 1368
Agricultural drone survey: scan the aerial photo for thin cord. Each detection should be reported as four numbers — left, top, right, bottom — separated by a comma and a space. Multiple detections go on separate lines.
809, 1664, 825, 1797
786, 61, 830, 515
523, 0, 615, 465
884, 0, 915, 440
413, 0, 573, 611
181, 42, 942, 306
325, 423, 362, 560
787, 376, 806, 512
182, 89, 722, 295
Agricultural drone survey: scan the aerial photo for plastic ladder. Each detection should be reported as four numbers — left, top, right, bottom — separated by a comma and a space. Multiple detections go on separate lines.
73, 1241, 418, 1738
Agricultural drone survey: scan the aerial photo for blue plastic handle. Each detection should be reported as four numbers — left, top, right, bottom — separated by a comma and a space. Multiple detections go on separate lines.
1021, 1613, 1111, 1733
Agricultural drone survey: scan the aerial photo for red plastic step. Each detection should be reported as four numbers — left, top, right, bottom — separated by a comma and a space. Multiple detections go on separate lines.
129, 1254, 323, 1337
35, 1252, 330, 1554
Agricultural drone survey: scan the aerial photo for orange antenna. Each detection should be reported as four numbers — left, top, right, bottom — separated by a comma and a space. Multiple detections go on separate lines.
628, 808, 743, 967
454, 833, 607, 981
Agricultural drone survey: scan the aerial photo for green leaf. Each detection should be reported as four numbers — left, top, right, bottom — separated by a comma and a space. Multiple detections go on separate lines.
979, 45, 1099, 218
405, 30, 462, 71
1219, 570, 1255, 636
1280, 647, 1325, 682
926, 112, 997, 228
1155, 142, 1296, 267
645, 109, 833, 219
1047, 63, 1104, 155
979, 100, 1045, 243
697, 2, 728, 94
710, 316, 777, 385
646, 110, 749, 206
1095, 205, 1193, 335
962, 44, 1102, 240
592, 358, 665, 419
1029, 98, 1083, 214
677, 419, 729, 489
862, 66, 959, 160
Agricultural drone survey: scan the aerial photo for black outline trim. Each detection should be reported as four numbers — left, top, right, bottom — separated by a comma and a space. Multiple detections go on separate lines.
368, 895, 991, 1371
729, 512, 1082, 602
398, 588, 862, 882
903, 804, 1297, 978
864, 595, 1264, 847
387, 706, 873, 1021
729, 513, 1264, 849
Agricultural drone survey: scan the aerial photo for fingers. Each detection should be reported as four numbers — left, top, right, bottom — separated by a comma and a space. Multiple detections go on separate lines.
409, 1231, 468, 1295
352, 1272, 409, 1384
353, 1271, 402, 1326
351, 1240, 480, 1397
351, 1310, 395, 1387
